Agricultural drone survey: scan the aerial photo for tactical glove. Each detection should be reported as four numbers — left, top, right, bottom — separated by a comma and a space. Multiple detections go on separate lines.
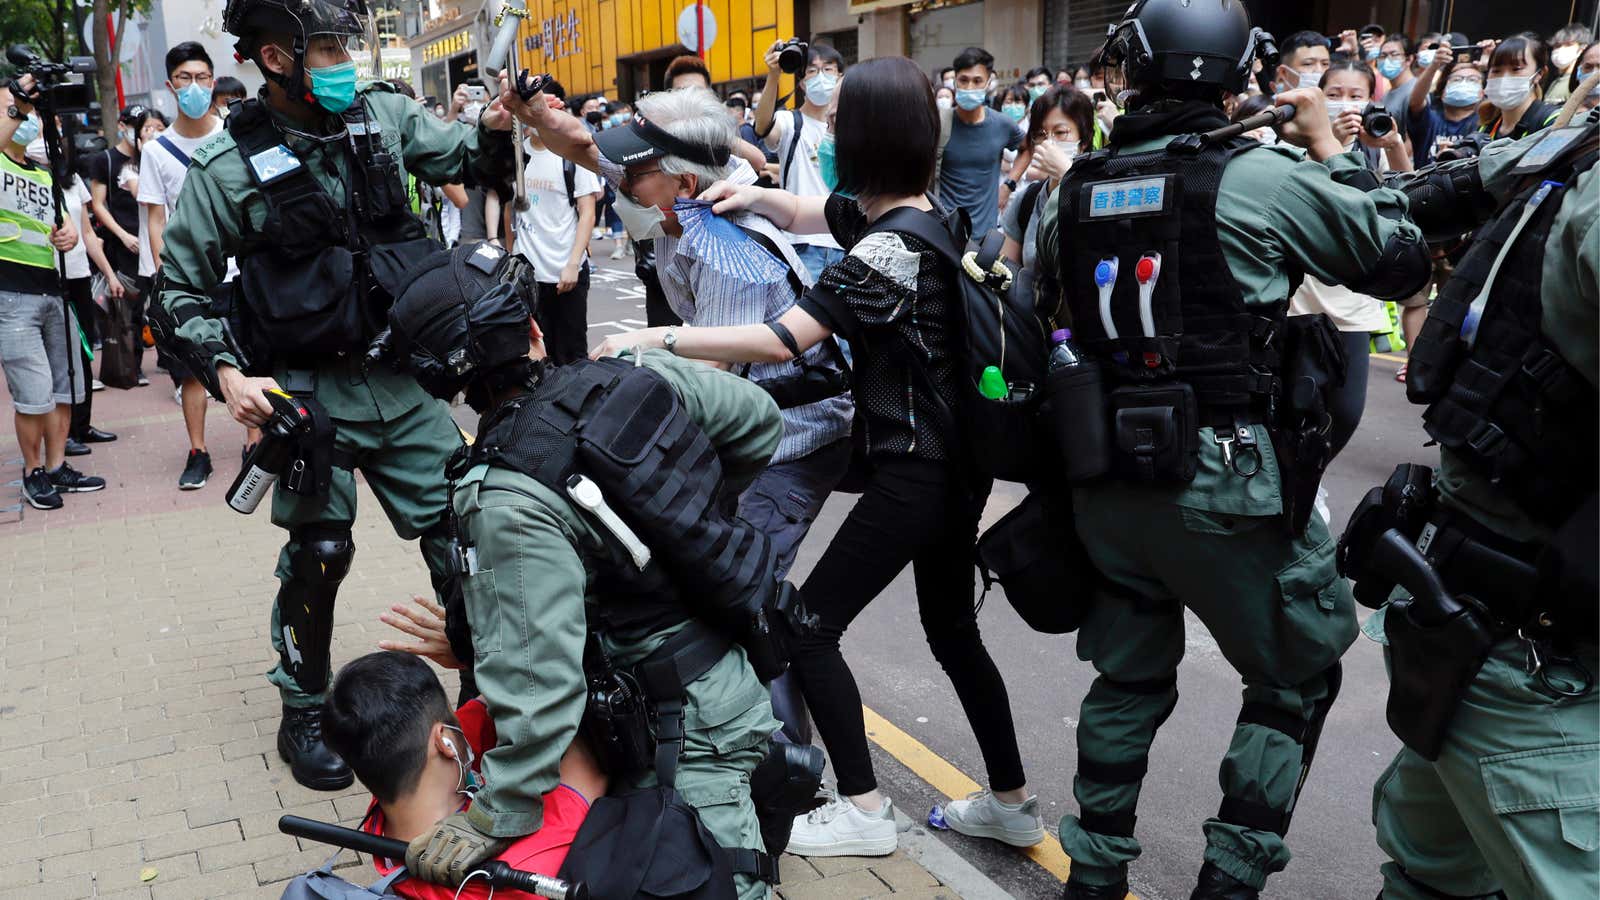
404, 811, 513, 886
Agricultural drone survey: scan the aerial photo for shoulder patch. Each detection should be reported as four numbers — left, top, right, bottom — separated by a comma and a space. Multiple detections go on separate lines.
188, 130, 239, 167
849, 232, 921, 293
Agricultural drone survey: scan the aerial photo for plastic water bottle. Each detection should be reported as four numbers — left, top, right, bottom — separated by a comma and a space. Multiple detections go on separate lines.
1047, 328, 1082, 371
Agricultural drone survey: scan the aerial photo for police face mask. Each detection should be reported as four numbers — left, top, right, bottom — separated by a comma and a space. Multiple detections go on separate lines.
176, 82, 214, 119
1485, 75, 1533, 110
10, 114, 40, 147
613, 190, 668, 240
1379, 58, 1405, 80
308, 59, 359, 113
804, 72, 837, 106
955, 88, 987, 111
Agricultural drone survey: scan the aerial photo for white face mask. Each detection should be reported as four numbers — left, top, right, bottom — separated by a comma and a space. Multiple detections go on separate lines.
1053, 138, 1079, 159
1415, 49, 1436, 68
613, 190, 668, 241
1552, 45, 1581, 71
1075, 78, 1092, 90
1248, 128, 1278, 145
936, 96, 952, 110
1296, 68, 1323, 89
1326, 99, 1365, 120
1485, 75, 1533, 111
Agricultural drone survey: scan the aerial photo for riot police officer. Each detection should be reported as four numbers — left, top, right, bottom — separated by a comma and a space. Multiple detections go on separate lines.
1035, 1, 1430, 897
381, 242, 807, 900
1340, 105, 1599, 899
151, 0, 514, 789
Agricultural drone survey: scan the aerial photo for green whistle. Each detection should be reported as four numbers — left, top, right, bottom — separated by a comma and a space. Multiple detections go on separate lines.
978, 365, 1009, 400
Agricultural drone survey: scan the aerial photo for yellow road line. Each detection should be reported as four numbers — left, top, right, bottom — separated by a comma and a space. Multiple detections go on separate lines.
1371, 352, 1407, 364
862, 704, 1139, 897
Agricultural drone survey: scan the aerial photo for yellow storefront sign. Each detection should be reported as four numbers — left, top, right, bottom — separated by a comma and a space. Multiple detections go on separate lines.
515, 0, 796, 97
423, 30, 474, 62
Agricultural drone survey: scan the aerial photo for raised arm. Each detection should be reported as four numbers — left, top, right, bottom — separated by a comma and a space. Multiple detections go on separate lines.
698, 180, 829, 234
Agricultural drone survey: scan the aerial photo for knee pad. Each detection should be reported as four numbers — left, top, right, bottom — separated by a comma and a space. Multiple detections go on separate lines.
1221, 663, 1344, 838
277, 527, 355, 693
749, 739, 825, 857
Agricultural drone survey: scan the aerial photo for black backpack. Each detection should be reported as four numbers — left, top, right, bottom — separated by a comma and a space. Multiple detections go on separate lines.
864, 207, 1051, 483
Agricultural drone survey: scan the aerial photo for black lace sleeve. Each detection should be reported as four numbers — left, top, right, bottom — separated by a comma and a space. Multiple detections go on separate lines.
824, 192, 868, 249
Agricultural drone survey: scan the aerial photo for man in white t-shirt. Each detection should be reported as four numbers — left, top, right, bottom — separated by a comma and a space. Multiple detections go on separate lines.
139, 41, 226, 491
753, 41, 846, 281
509, 80, 602, 365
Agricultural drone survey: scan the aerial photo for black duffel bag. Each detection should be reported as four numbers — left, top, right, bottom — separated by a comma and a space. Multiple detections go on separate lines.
976, 487, 1097, 634
556, 787, 735, 900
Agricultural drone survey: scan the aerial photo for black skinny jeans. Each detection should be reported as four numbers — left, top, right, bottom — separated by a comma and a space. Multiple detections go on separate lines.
794, 457, 1027, 797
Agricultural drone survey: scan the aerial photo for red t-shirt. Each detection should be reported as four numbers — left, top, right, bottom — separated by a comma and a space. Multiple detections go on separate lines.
364, 699, 590, 899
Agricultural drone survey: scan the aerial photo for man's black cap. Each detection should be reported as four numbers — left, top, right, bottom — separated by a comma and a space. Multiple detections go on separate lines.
594, 112, 730, 169
118, 104, 150, 125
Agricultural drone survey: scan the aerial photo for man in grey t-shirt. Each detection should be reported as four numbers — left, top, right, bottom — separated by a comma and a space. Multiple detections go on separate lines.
937, 46, 1022, 237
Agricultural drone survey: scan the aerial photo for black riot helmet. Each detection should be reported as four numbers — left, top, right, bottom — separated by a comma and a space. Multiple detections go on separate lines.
379, 241, 541, 410
223, 0, 366, 102
1098, 0, 1277, 99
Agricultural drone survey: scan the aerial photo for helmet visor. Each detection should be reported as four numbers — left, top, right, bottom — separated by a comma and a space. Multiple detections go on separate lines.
295, 0, 367, 39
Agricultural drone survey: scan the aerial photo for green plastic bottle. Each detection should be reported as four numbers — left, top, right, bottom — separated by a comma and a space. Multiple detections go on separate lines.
978, 365, 1009, 400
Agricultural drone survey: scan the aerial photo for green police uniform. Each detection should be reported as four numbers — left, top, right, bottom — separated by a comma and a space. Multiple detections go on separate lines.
1365, 134, 1599, 900
156, 83, 508, 708
453, 350, 782, 900
1037, 143, 1424, 889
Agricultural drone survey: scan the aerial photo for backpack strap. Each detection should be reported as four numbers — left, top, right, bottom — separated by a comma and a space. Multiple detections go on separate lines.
780, 109, 803, 193
155, 134, 193, 169
563, 157, 576, 209
736, 224, 806, 299
1016, 179, 1046, 236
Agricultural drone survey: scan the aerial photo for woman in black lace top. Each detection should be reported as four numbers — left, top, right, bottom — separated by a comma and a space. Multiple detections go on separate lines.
590, 56, 1039, 857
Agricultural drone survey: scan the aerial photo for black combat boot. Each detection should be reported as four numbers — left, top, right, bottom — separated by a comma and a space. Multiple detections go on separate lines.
1189, 862, 1260, 900
278, 704, 353, 790
1064, 876, 1130, 899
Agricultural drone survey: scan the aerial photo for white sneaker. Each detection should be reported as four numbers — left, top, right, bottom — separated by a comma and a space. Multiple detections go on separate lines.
940, 790, 1045, 847
786, 793, 897, 857
609, 242, 626, 259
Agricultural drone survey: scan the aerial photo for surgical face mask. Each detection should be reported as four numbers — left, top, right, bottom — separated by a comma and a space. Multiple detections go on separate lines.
1364, 47, 1381, 61
804, 72, 837, 106
817, 132, 839, 191
1002, 102, 1026, 122
443, 725, 480, 795
1295, 68, 1323, 89
307, 59, 358, 114
11, 114, 39, 147
1075, 78, 1092, 90
1485, 75, 1533, 110
613, 189, 667, 240
954, 88, 987, 111
936, 96, 953, 111
942, 78, 954, 90
176, 82, 213, 119
1443, 80, 1482, 108
1028, 84, 1048, 102
1053, 138, 1079, 159
1379, 58, 1405, 80
1552, 45, 1581, 71
1326, 99, 1364, 120
1415, 49, 1436, 68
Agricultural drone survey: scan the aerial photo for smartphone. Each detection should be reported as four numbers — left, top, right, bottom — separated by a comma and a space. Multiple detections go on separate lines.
1091, 90, 1108, 104
466, 84, 488, 102
1456, 46, 1483, 63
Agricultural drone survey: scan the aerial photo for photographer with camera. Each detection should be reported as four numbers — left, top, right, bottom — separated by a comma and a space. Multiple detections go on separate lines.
753, 38, 846, 280
1, 76, 106, 510
1407, 35, 1487, 166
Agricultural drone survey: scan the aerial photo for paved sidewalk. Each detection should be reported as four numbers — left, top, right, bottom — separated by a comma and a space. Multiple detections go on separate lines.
0, 350, 963, 898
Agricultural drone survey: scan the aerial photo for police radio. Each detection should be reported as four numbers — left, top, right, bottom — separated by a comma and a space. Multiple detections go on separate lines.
226, 390, 314, 514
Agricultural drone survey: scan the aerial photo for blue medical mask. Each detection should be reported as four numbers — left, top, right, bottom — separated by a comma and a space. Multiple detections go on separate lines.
1028, 84, 1048, 102
11, 114, 39, 147
804, 72, 837, 106
1378, 58, 1405, 80
1365, 47, 1381, 61
1415, 49, 1436, 68
1443, 80, 1482, 108
818, 132, 839, 191
176, 82, 213, 119
308, 59, 358, 113
955, 88, 987, 111
1002, 102, 1026, 122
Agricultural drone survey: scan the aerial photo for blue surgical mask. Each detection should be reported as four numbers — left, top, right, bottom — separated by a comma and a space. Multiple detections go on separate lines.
1378, 58, 1404, 80
818, 132, 839, 192
1028, 84, 1048, 102
1443, 80, 1481, 108
1002, 103, 1026, 122
1415, 49, 1436, 68
11, 114, 39, 147
804, 72, 837, 106
1365, 47, 1381, 61
308, 60, 358, 113
955, 88, 987, 111
176, 82, 213, 119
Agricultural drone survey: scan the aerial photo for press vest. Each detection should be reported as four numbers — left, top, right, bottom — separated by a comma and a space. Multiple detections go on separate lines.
0, 153, 55, 271
1057, 135, 1293, 414
1407, 124, 1599, 528
462, 357, 779, 639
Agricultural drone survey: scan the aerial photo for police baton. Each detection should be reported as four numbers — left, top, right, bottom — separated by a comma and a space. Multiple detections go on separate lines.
278, 815, 588, 900
1196, 102, 1297, 145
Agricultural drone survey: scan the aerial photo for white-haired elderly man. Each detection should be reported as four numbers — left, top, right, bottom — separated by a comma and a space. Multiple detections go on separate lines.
507, 82, 852, 745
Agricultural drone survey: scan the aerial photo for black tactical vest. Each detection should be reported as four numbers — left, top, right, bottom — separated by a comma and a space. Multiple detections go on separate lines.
1405, 124, 1599, 527
465, 358, 779, 639
1057, 135, 1292, 412
226, 96, 429, 358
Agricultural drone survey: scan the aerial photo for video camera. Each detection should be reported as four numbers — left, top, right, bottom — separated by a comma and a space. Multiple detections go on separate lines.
6, 45, 97, 115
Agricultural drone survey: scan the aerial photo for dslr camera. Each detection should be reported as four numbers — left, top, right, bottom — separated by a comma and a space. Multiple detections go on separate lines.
776, 37, 809, 75
1360, 103, 1394, 139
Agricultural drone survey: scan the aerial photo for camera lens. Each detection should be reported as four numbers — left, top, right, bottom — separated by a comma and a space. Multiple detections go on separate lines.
1361, 104, 1394, 138
778, 39, 807, 75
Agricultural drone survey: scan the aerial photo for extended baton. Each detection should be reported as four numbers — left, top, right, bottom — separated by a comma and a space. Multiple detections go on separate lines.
1196, 103, 1297, 144
278, 815, 587, 900
483, 1, 532, 211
